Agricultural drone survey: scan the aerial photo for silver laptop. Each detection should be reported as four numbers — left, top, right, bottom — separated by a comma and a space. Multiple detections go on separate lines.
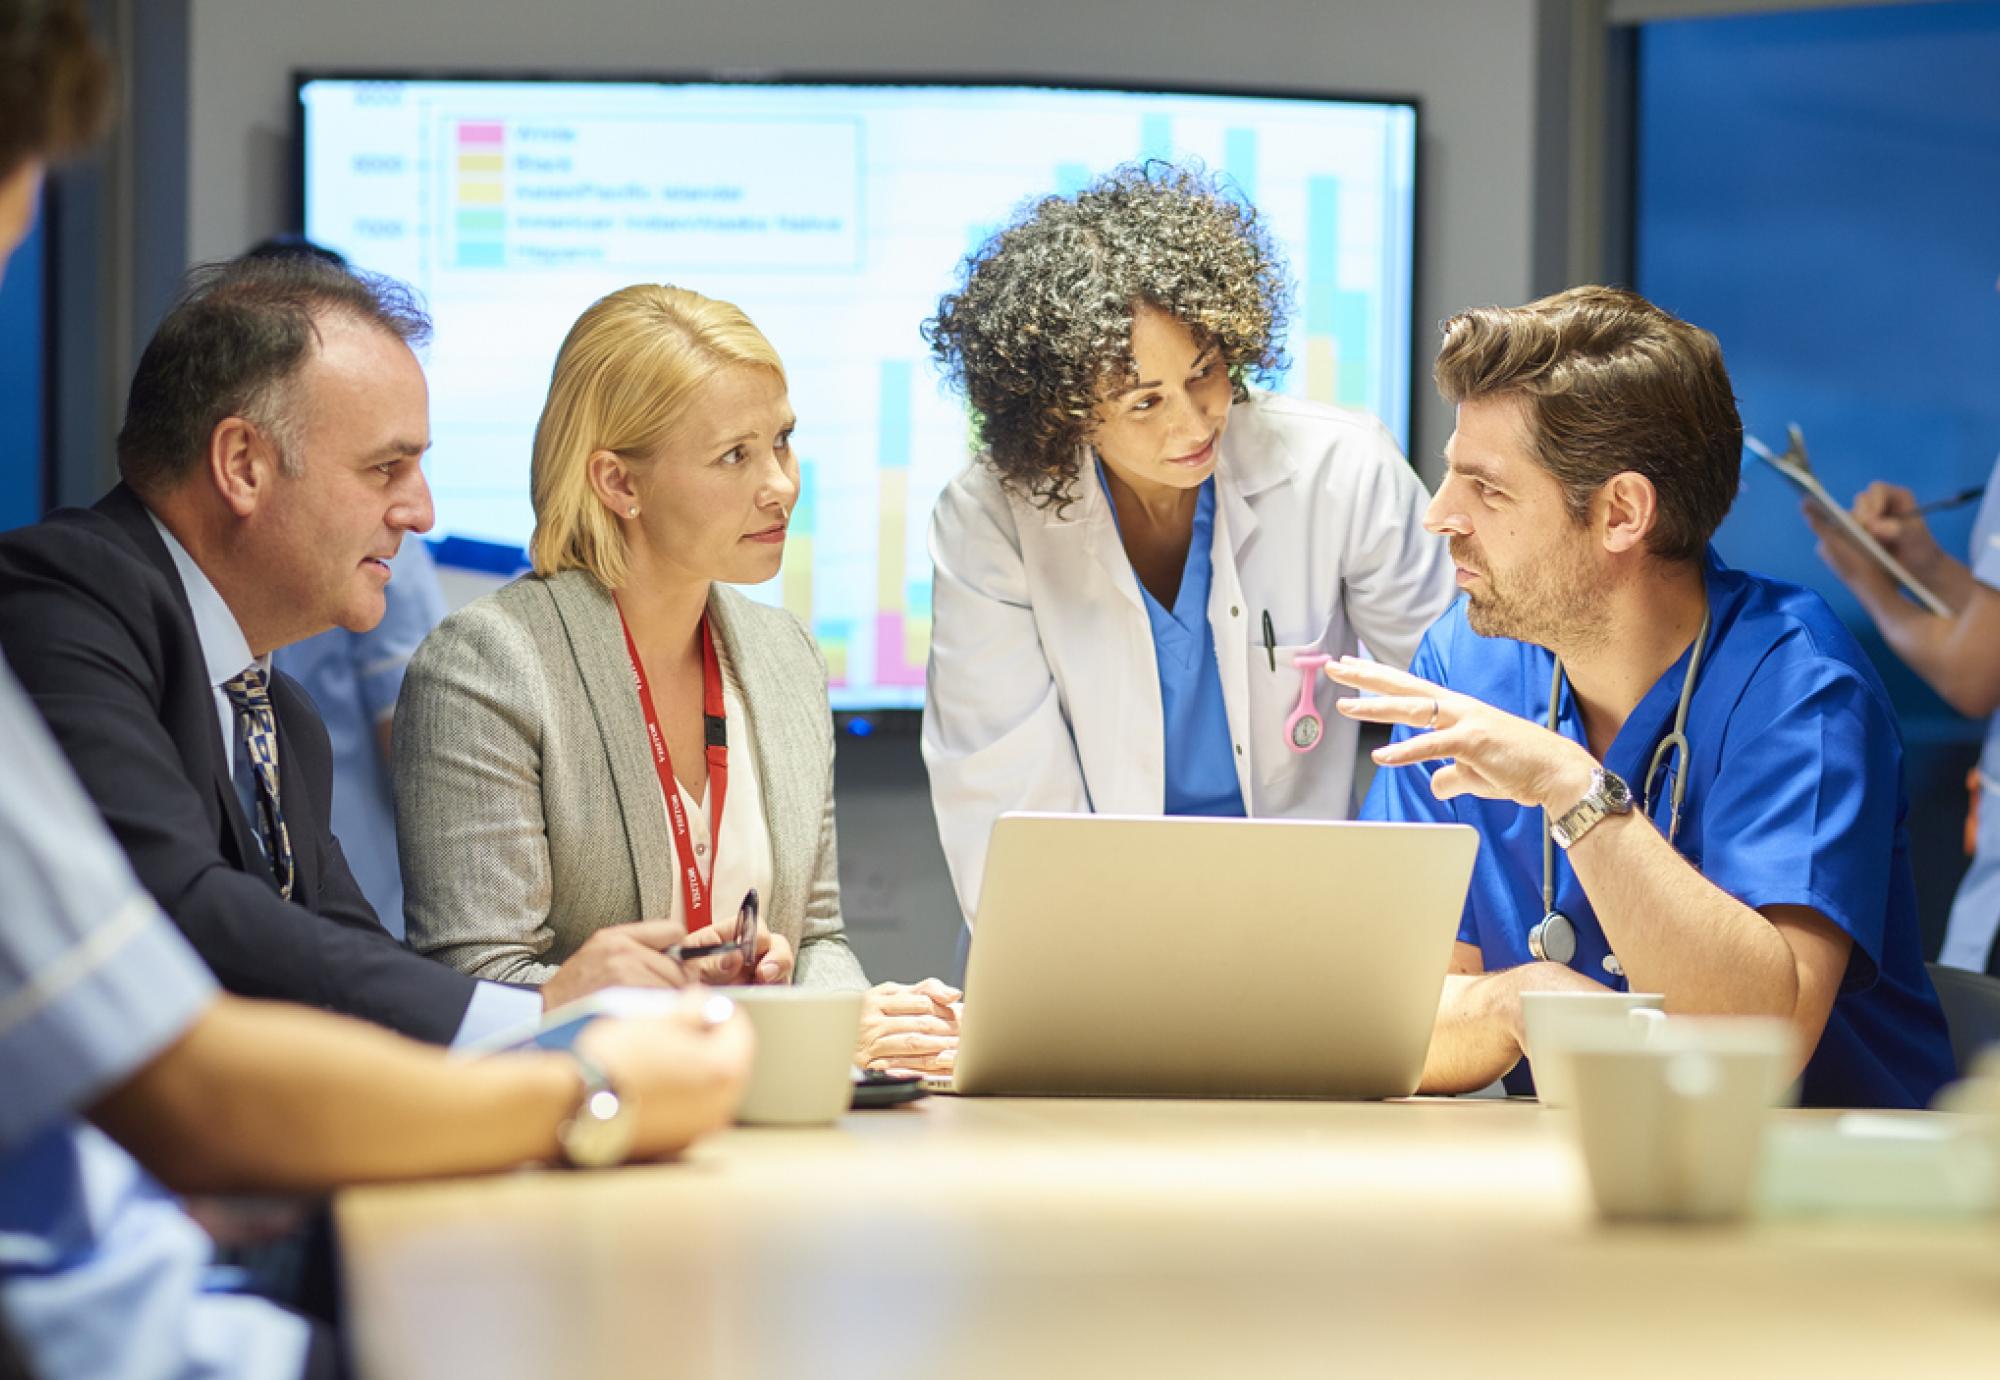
932, 813, 1479, 1100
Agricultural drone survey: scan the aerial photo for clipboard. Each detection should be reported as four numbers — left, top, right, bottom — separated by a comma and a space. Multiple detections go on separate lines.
1747, 424, 1952, 617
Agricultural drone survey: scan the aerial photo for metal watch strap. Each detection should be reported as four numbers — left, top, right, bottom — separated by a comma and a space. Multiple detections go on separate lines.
556, 1049, 634, 1170
1549, 767, 1631, 851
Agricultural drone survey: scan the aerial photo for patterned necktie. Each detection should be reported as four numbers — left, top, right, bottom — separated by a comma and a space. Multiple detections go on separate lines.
222, 665, 295, 901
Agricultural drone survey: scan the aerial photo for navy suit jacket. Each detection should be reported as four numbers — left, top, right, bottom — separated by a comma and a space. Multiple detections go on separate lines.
0, 485, 476, 1043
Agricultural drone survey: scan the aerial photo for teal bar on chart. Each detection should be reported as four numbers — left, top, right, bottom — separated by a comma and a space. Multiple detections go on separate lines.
1224, 128, 1258, 201
878, 360, 912, 469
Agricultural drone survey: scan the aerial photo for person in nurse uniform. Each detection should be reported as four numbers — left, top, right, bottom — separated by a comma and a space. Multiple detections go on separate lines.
920, 162, 1456, 926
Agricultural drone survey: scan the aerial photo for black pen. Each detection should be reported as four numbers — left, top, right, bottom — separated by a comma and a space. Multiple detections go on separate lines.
669, 888, 760, 972
1915, 485, 1987, 516
1261, 610, 1277, 672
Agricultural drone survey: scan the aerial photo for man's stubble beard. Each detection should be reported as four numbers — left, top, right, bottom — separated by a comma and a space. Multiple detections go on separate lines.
1460, 532, 1609, 657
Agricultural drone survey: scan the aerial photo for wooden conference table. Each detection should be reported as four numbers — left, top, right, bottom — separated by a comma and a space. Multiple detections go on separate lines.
338, 1096, 2000, 1379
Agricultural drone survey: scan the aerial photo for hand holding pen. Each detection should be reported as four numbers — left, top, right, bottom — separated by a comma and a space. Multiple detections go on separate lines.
1844, 481, 1955, 581
669, 888, 795, 985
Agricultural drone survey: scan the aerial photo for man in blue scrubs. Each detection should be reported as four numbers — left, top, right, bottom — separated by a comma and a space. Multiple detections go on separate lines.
1332, 286, 1954, 1109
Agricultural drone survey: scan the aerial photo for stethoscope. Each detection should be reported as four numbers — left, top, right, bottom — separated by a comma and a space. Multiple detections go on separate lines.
1527, 607, 1711, 979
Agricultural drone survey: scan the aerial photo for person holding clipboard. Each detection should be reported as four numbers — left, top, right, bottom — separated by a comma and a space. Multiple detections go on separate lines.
1806, 454, 2000, 973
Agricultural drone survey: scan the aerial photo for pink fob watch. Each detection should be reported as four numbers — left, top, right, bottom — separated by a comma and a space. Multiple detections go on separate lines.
1286, 653, 1332, 753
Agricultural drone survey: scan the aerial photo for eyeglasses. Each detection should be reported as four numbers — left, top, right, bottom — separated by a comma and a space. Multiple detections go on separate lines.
668, 888, 760, 982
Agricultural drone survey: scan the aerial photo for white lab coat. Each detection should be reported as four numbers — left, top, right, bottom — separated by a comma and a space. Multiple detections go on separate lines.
922, 391, 1457, 923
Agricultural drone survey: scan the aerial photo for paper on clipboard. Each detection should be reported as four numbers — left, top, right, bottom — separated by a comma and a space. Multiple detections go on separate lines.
1747, 424, 1952, 617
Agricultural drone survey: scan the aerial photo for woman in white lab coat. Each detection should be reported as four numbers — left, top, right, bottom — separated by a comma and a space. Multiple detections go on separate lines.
920, 163, 1457, 923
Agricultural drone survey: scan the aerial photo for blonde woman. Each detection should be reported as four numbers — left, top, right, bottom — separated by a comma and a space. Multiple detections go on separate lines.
397, 285, 959, 1073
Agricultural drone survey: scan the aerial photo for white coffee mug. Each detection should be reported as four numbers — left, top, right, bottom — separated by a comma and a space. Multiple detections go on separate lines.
726, 987, 865, 1126
1520, 989, 1667, 1109
1566, 1017, 1795, 1222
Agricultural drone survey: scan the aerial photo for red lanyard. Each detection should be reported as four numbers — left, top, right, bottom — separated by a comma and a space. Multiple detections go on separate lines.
616, 603, 729, 931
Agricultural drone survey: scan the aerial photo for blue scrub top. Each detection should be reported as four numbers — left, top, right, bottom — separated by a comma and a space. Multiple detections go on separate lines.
1099, 464, 1245, 818
273, 538, 447, 937
1940, 454, 2000, 971
1362, 549, 1955, 1109
0, 653, 311, 1378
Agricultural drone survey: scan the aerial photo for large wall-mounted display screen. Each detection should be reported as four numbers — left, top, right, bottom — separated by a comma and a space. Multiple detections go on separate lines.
299, 75, 1417, 708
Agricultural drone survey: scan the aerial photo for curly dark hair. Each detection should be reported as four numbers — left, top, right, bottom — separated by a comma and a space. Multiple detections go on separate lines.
924, 162, 1291, 510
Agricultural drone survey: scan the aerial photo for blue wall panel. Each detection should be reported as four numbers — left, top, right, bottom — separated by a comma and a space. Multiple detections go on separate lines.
1638, 2, 2000, 675
1636, 2, 2000, 951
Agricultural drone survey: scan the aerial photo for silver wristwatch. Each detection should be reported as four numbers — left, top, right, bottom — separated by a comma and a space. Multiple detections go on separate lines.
556, 1050, 637, 1169
1548, 766, 1633, 851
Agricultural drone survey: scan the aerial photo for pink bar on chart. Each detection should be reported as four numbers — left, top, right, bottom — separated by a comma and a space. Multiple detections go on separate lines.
873, 613, 924, 687
874, 612, 905, 686
457, 122, 505, 146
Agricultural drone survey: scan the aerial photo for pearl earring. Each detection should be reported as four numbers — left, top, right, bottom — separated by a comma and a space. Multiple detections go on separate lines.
627, 506, 639, 518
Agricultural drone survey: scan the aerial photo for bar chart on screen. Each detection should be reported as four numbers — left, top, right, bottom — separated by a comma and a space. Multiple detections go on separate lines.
302, 77, 1416, 708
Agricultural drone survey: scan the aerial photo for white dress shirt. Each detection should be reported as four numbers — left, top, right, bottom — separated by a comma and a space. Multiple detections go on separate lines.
147, 514, 538, 1044
654, 641, 776, 935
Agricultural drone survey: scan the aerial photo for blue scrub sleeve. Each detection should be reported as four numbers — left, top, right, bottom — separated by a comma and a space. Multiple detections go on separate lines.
1702, 654, 1897, 992
0, 658, 217, 1149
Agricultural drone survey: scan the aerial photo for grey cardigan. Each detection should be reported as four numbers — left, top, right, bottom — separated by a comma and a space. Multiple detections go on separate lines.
395, 570, 867, 990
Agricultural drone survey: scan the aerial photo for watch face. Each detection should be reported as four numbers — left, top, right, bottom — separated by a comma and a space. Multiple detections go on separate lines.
561, 1087, 637, 1169
1600, 770, 1634, 811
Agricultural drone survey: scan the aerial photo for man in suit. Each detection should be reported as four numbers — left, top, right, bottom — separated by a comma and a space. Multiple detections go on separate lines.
0, 252, 700, 1044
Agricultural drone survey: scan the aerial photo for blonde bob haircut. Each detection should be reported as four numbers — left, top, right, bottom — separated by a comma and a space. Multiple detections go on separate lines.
529, 283, 786, 588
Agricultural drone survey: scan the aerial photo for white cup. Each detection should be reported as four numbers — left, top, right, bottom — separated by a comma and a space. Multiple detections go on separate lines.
726, 987, 865, 1126
1567, 1017, 1795, 1222
1520, 990, 1667, 1109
